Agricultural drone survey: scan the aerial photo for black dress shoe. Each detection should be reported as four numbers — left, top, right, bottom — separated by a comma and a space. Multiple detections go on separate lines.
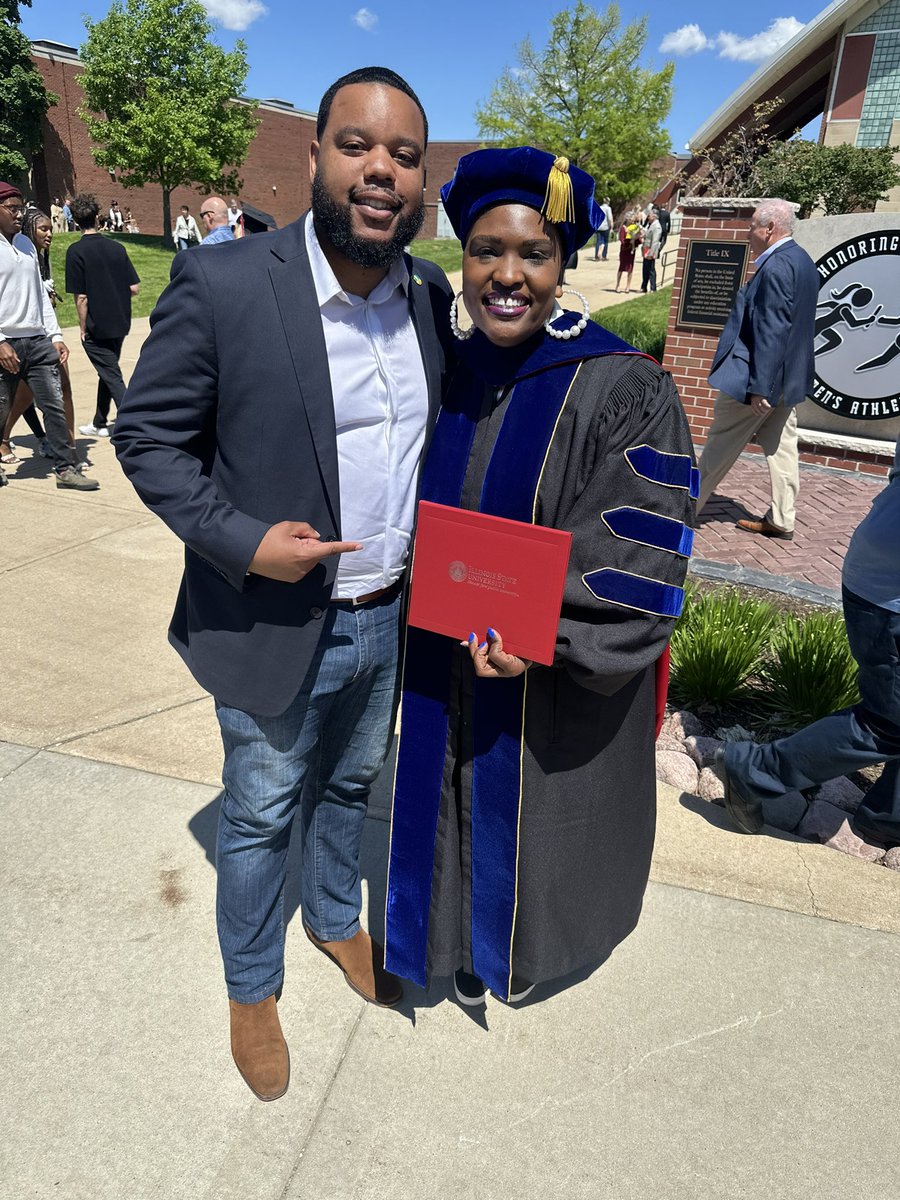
714, 749, 764, 834
454, 968, 488, 1006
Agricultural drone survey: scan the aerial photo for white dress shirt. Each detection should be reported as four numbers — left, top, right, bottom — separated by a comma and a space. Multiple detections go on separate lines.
305, 214, 428, 599
0, 233, 62, 343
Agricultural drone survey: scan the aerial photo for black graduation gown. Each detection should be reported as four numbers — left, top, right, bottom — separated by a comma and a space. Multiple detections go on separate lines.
385, 320, 696, 999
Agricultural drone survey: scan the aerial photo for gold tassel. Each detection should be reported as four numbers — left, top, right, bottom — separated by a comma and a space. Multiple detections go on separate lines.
542, 156, 575, 226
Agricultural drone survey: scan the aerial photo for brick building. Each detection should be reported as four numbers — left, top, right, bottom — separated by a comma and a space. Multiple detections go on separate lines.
28, 40, 479, 239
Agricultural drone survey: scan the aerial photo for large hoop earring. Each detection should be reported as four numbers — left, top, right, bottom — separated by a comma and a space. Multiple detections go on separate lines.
450, 291, 474, 341
545, 289, 590, 340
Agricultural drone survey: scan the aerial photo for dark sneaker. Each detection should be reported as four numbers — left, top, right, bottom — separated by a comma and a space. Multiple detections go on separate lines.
453, 968, 488, 1006
713, 748, 763, 834
56, 466, 100, 491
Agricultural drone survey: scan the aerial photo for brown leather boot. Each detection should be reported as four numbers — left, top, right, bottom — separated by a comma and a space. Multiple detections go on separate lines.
304, 925, 403, 1007
229, 995, 290, 1101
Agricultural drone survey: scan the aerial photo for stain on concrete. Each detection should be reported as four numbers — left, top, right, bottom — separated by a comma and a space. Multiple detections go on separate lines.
159, 867, 187, 909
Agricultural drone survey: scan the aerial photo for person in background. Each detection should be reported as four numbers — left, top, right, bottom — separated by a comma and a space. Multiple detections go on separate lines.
640, 206, 662, 294
65, 193, 140, 439
172, 205, 200, 251
50, 197, 64, 234
615, 210, 641, 293
198, 197, 235, 245
62, 197, 74, 231
696, 199, 818, 541
717, 433, 900, 850
593, 195, 613, 261
227, 198, 243, 236
1, 207, 76, 465
109, 200, 124, 231
124, 209, 138, 234
656, 204, 671, 251
0, 182, 95, 490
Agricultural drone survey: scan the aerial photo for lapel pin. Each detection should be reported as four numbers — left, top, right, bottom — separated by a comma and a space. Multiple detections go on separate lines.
412, 273, 423, 286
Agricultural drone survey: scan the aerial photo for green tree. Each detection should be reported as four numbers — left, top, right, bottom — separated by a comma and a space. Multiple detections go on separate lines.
753, 139, 900, 216
0, 0, 58, 183
78, 0, 258, 241
475, 1, 673, 211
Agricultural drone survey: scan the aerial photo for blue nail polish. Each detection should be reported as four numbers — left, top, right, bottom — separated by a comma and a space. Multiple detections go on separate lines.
487, 627, 496, 639
478, 642, 488, 651
468, 632, 475, 643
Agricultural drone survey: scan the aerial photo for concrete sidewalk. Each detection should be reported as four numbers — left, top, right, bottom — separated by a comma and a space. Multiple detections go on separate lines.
2, 324, 899, 1198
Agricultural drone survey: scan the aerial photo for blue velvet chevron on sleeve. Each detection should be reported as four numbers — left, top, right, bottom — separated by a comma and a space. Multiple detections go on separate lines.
625, 444, 700, 499
601, 506, 694, 557
582, 568, 685, 618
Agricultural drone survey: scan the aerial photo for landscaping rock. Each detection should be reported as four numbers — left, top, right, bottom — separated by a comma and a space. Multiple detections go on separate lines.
761, 791, 808, 833
715, 724, 755, 744
883, 847, 900, 871
814, 776, 864, 814
684, 735, 722, 769
797, 800, 885, 862
656, 733, 687, 754
655, 750, 700, 793
697, 766, 725, 803
660, 710, 705, 741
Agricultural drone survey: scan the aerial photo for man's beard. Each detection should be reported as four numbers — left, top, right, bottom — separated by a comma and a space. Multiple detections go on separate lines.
311, 172, 425, 269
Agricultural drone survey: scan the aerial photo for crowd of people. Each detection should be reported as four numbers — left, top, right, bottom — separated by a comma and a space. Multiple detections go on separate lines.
2, 64, 897, 1112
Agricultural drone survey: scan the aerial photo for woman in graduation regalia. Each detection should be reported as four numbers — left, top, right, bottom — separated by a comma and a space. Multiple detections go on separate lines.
385, 148, 697, 1006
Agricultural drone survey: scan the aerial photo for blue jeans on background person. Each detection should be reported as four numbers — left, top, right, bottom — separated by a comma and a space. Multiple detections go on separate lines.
215, 592, 401, 1003
593, 229, 609, 260
726, 587, 900, 844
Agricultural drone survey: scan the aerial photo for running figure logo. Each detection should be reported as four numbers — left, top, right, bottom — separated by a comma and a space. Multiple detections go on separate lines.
811, 231, 900, 419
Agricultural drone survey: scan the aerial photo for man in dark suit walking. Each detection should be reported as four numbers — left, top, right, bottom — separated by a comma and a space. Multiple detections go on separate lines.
696, 199, 819, 539
113, 67, 451, 1102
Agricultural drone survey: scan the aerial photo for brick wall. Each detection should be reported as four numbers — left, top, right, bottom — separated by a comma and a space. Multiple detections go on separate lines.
662, 201, 894, 477
30, 51, 478, 241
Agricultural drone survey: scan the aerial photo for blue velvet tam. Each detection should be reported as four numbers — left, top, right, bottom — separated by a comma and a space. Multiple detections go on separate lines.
440, 146, 602, 260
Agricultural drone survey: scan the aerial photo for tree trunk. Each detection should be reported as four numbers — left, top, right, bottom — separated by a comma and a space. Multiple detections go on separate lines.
161, 186, 173, 249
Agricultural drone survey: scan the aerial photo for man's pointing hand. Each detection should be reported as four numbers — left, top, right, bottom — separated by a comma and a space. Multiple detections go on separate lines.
249, 521, 363, 583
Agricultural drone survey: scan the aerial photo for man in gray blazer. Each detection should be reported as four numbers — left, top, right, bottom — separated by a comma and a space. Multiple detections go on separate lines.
114, 67, 451, 1102
697, 199, 819, 539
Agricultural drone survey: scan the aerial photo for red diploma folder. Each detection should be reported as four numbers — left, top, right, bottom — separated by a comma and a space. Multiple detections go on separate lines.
407, 500, 572, 666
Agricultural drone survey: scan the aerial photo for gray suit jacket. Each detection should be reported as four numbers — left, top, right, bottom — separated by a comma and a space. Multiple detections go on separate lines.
114, 217, 452, 715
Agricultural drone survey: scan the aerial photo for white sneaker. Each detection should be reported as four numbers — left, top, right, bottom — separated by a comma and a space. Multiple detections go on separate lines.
78, 423, 111, 438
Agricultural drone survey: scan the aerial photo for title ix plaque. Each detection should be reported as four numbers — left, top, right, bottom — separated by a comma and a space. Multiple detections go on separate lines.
677, 240, 749, 332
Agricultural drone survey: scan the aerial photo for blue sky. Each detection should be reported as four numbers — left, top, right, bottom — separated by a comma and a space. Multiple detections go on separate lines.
23, 0, 828, 148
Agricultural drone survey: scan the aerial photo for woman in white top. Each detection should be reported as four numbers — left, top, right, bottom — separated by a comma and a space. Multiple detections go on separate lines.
172, 205, 200, 251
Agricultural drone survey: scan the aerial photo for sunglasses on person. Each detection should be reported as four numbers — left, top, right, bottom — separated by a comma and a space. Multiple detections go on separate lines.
0, 202, 24, 214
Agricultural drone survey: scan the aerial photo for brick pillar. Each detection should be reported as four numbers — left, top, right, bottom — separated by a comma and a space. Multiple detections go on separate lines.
662, 199, 757, 451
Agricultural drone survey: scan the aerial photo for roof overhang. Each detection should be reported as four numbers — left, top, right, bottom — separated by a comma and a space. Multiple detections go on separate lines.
688, 0, 875, 148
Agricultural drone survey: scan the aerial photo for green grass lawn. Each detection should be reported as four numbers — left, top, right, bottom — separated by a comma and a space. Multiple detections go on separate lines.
47, 232, 175, 330
594, 286, 671, 360
410, 237, 462, 275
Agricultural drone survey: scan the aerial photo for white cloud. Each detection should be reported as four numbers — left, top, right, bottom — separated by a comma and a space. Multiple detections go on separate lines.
353, 7, 378, 31
660, 24, 713, 56
202, 0, 268, 31
716, 17, 805, 63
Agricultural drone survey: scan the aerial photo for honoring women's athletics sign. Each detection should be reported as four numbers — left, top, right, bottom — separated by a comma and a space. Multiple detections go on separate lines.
812, 231, 900, 420
676, 239, 750, 331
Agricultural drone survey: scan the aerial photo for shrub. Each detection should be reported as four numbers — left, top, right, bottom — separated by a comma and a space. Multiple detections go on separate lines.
669, 586, 782, 710
750, 611, 860, 732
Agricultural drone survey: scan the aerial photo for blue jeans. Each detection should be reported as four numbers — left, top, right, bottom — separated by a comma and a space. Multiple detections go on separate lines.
215, 592, 401, 1002
593, 229, 609, 259
726, 587, 900, 843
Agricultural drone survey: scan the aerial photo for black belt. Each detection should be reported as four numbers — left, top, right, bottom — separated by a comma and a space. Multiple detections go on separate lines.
330, 578, 402, 607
